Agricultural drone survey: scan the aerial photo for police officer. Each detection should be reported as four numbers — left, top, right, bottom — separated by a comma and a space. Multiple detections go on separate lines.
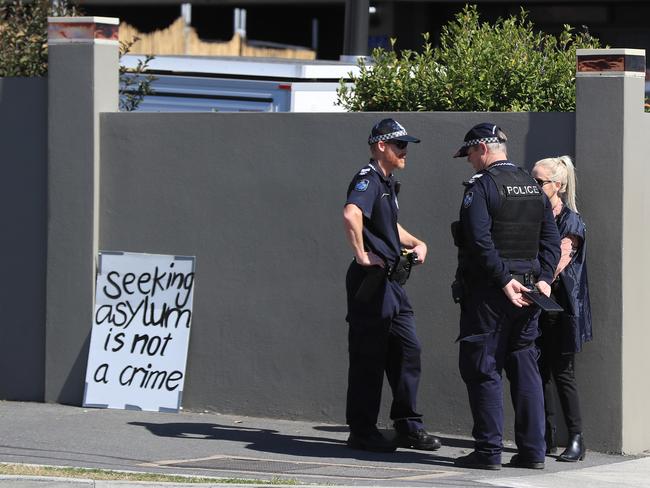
342, 118, 441, 453
451, 123, 560, 470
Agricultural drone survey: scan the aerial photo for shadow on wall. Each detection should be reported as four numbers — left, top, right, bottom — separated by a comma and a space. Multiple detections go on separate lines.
57, 333, 92, 405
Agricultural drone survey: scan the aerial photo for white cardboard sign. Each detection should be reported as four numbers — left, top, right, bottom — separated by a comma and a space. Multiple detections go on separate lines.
83, 251, 195, 412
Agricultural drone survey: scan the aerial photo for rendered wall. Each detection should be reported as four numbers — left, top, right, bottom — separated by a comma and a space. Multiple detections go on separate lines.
34, 31, 640, 453
45, 26, 119, 405
96, 112, 586, 445
0, 78, 47, 401
574, 49, 648, 453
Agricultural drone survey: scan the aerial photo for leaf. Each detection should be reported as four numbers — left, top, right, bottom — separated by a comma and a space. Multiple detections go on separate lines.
336, 3, 602, 112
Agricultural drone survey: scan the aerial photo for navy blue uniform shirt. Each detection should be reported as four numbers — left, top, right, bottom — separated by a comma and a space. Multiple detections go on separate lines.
346, 161, 401, 265
459, 161, 560, 287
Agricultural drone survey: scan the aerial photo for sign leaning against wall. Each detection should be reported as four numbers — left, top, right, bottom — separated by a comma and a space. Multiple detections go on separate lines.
83, 251, 196, 412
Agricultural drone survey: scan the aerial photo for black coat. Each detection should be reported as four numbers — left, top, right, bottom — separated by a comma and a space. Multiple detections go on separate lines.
551, 206, 593, 353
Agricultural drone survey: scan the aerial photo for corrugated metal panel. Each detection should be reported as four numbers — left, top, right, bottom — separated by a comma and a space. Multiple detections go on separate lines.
120, 55, 357, 112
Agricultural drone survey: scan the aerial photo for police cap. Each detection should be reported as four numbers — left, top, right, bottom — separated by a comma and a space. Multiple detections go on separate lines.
368, 118, 421, 145
453, 122, 508, 158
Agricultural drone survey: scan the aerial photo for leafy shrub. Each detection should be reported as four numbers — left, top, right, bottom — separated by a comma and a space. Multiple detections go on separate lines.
0, 0, 154, 111
0, 0, 81, 77
337, 4, 602, 112
119, 38, 156, 112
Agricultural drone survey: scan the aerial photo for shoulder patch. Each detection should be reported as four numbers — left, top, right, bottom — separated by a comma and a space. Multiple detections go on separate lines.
358, 167, 371, 176
463, 191, 474, 208
354, 179, 370, 192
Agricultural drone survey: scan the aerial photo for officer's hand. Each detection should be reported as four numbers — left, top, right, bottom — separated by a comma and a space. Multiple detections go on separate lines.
535, 280, 551, 297
355, 251, 385, 268
502, 279, 531, 308
412, 243, 427, 264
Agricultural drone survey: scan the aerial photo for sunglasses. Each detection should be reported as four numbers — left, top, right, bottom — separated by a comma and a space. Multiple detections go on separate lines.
387, 140, 408, 150
534, 178, 553, 186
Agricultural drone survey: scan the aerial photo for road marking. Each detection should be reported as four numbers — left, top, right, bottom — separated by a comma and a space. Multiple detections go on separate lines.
142, 454, 459, 481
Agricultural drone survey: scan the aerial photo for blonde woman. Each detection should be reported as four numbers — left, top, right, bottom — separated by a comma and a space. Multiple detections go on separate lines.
532, 156, 592, 462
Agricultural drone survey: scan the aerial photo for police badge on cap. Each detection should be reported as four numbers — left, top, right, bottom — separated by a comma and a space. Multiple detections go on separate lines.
453, 122, 508, 158
368, 118, 421, 145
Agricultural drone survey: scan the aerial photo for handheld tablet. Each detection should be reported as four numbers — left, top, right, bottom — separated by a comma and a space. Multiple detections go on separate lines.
522, 290, 564, 312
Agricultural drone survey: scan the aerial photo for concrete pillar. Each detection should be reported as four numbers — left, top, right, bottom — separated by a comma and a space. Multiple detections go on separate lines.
575, 48, 648, 453
46, 17, 119, 404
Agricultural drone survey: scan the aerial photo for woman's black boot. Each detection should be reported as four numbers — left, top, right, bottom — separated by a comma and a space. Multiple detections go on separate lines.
545, 425, 557, 455
558, 433, 585, 462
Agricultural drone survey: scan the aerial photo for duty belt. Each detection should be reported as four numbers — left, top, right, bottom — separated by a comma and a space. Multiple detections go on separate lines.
511, 272, 534, 286
387, 253, 418, 286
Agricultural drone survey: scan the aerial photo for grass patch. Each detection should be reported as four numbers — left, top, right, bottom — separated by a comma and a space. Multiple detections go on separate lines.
0, 463, 299, 484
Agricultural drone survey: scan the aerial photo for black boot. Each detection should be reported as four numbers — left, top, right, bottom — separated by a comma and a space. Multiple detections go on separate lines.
347, 429, 397, 453
395, 429, 442, 451
545, 425, 557, 455
558, 433, 585, 462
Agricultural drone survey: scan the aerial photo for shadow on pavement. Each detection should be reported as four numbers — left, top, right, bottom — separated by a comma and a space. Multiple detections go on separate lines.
312, 425, 349, 433
128, 421, 457, 467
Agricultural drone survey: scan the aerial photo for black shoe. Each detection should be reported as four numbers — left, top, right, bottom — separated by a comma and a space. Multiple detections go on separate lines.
347, 430, 397, 453
545, 425, 558, 455
508, 454, 545, 469
558, 433, 585, 462
454, 452, 501, 471
395, 429, 442, 451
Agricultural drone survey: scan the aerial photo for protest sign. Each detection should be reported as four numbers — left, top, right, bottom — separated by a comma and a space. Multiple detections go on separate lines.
83, 251, 195, 412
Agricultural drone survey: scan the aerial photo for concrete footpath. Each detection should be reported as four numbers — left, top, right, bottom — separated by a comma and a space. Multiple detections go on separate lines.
0, 401, 647, 488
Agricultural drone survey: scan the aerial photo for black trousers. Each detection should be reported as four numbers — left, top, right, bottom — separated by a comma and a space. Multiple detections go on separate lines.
345, 263, 423, 435
537, 311, 583, 435
459, 285, 545, 464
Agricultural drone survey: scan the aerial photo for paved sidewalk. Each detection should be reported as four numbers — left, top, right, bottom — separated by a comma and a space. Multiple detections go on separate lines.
0, 401, 646, 487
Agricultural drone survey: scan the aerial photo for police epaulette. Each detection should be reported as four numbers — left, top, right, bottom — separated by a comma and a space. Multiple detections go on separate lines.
463, 173, 484, 186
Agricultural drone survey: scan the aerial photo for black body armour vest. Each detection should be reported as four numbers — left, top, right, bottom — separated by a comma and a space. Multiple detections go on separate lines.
485, 166, 545, 260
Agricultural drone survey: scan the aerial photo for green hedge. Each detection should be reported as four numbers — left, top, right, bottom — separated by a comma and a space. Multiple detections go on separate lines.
337, 5, 602, 112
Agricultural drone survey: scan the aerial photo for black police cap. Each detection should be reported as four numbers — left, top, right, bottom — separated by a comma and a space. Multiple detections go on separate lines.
453, 122, 508, 158
368, 118, 421, 145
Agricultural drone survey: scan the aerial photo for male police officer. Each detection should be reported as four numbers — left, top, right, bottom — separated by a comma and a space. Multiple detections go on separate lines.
342, 118, 441, 453
451, 123, 560, 470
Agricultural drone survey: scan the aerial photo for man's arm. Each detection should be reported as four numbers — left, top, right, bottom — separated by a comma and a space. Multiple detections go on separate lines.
461, 180, 509, 286
396, 223, 427, 264
343, 204, 385, 267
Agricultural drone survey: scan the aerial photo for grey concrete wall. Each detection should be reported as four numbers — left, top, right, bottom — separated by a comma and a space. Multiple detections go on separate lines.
619, 80, 650, 454
575, 62, 649, 453
575, 78, 625, 452
631, 111, 650, 453
96, 112, 579, 444
46, 42, 119, 405
0, 78, 47, 401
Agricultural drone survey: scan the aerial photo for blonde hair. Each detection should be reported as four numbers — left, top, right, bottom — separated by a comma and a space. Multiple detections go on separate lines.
534, 156, 578, 212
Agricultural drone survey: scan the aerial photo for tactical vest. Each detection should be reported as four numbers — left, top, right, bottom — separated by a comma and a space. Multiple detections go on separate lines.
485, 166, 545, 260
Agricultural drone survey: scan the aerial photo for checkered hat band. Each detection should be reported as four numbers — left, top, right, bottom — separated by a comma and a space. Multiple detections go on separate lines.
463, 137, 501, 147
368, 129, 408, 144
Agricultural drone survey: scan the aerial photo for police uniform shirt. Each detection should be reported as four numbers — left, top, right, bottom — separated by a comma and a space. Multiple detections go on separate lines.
459, 161, 560, 287
346, 161, 401, 265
